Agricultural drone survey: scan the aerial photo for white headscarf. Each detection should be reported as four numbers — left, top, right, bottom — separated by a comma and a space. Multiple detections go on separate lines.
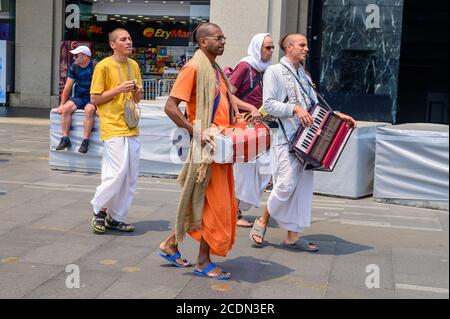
240, 33, 272, 73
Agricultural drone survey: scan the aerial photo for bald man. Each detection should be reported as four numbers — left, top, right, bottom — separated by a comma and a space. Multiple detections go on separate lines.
249, 33, 356, 251
90, 28, 143, 234
158, 23, 240, 280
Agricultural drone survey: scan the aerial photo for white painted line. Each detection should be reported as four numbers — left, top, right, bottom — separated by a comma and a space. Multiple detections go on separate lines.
392, 225, 443, 232
0, 149, 31, 153
343, 212, 439, 222
0, 135, 49, 139
15, 140, 49, 144
340, 204, 390, 210
340, 220, 391, 227
313, 206, 344, 211
138, 180, 179, 186
0, 180, 28, 185
340, 219, 442, 232
313, 200, 347, 204
396, 284, 449, 294
24, 185, 93, 193
1, 180, 180, 194
137, 187, 180, 193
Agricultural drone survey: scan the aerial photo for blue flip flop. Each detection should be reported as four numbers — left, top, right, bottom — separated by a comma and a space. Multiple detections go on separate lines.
193, 263, 231, 280
158, 251, 192, 268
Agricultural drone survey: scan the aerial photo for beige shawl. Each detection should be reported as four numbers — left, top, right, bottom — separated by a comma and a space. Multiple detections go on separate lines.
175, 49, 237, 244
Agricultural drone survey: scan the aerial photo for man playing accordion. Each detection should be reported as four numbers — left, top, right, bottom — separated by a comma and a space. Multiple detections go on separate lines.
249, 33, 356, 251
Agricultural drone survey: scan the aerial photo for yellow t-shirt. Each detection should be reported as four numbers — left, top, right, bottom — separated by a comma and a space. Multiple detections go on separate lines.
90, 56, 143, 141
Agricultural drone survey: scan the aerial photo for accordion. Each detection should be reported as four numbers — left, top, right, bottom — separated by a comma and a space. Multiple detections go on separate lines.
289, 105, 353, 172
214, 122, 271, 164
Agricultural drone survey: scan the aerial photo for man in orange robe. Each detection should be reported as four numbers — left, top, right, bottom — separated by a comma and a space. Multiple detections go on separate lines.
158, 23, 240, 280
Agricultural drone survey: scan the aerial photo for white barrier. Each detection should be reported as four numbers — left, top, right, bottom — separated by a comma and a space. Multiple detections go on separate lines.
49, 103, 189, 177
374, 123, 449, 210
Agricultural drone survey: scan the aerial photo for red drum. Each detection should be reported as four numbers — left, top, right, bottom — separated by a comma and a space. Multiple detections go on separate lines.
214, 122, 271, 164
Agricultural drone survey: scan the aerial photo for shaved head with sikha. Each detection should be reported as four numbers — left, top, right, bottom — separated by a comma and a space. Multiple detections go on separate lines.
109, 28, 129, 43
279, 33, 307, 52
194, 23, 221, 43
193, 22, 226, 60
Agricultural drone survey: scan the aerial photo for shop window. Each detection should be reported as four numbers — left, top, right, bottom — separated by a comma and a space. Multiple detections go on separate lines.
0, 0, 15, 104
63, 0, 210, 85
0, 0, 15, 41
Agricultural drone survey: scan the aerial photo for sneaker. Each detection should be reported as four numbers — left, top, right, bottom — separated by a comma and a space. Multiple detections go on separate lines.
56, 137, 71, 151
78, 139, 90, 154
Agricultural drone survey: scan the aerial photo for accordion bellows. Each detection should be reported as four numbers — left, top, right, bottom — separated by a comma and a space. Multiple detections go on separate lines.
291, 105, 353, 172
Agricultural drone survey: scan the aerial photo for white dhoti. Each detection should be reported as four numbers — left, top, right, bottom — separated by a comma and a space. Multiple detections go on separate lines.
234, 151, 272, 211
267, 144, 314, 233
91, 136, 140, 222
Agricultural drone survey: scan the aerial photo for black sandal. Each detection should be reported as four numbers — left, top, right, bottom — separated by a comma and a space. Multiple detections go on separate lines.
91, 211, 107, 234
105, 218, 135, 232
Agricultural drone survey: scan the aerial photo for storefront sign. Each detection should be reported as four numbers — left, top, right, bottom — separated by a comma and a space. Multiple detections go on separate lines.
143, 28, 192, 40
78, 21, 193, 47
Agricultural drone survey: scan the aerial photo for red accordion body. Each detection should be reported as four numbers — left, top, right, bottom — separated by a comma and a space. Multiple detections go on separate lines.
290, 105, 353, 171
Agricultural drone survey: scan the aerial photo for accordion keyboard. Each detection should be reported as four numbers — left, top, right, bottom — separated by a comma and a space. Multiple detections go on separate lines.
295, 106, 329, 154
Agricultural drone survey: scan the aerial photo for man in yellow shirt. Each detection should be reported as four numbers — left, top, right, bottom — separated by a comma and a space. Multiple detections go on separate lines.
89, 28, 143, 234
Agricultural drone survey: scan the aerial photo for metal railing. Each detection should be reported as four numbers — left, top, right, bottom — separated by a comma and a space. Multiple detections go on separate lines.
142, 79, 177, 101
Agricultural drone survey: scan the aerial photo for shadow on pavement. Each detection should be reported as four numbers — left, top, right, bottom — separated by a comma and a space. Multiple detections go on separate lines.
217, 256, 294, 284
107, 220, 171, 237
0, 106, 49, 119
268, 234, 373, 256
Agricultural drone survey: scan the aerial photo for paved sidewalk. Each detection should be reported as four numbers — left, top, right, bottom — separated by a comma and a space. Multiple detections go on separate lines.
0, 117, 448, 299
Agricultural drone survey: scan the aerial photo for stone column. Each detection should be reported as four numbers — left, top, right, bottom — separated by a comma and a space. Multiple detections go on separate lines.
10, 0, 59, 108
210, 0, 309, 67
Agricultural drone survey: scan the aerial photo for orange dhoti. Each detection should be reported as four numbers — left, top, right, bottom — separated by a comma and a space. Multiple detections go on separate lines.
189, 162, 238, 257
171, 60, 238, 257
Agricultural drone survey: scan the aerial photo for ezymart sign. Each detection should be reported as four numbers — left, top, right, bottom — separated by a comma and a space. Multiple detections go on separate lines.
143, 28, 193, 40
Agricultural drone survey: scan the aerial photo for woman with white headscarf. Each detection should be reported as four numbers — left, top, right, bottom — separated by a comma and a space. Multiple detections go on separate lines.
229, 33, 275, 228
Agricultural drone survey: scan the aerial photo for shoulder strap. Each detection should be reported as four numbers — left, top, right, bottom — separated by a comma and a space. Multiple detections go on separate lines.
211, 69, 221, 123
277, 96, 291, 143
281, 63, 333, 112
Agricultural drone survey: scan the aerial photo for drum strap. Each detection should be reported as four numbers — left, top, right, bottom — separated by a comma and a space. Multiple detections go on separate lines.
211, 69, 221, 123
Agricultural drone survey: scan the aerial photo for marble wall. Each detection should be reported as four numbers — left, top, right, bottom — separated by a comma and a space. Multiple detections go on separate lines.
320, 0, 404, 122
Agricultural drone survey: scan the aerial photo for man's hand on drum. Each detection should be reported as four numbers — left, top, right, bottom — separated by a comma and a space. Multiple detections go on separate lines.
249, 106, 261, 122
235, 112, 245, 123
294, 105, 314, 128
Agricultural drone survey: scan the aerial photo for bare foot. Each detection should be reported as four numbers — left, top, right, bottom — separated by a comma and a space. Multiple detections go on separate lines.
159, 244, 191, 267
237, 218, 253, 228
251, 218, 267, 245
195, 263, 231, 279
